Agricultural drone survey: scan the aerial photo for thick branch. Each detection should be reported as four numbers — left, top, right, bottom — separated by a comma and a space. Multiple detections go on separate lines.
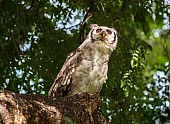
0, 90, 108, 124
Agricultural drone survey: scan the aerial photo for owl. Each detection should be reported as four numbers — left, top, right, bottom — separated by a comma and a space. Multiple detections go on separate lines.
48, 24, 118, 98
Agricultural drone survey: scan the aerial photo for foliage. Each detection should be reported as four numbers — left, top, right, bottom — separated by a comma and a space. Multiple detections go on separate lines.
0, 0, 170, 123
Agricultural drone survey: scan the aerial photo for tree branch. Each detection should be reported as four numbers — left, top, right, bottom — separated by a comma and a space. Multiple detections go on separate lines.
0, 90, 108, 124
79, 0, 94, 43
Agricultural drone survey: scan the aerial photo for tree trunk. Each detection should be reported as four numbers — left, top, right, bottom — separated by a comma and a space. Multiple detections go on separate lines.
0, 90, 108, 124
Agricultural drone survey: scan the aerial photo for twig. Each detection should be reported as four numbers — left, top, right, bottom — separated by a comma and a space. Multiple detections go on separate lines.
79, 0, 94, 43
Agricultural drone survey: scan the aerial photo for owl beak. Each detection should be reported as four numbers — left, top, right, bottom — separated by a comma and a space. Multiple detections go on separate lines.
101, 31, 106, 37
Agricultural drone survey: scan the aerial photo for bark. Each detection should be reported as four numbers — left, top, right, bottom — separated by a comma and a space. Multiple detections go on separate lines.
0, 90, 108, 124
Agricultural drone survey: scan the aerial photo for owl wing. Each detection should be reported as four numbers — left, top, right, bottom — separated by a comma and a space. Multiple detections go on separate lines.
48, 47, 83, 98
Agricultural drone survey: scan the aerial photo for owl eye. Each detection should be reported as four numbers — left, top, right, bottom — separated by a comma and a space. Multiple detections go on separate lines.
106, 29, 112, 35
96, 28, 102, 33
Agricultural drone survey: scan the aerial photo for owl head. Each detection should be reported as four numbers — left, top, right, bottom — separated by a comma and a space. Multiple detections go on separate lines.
88, 24, 118, 50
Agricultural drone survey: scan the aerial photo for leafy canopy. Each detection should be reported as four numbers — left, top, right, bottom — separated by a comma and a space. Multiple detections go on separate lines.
0, 0, 170, 123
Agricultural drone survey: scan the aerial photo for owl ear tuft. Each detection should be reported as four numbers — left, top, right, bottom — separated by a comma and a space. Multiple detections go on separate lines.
89, 24, 99, 29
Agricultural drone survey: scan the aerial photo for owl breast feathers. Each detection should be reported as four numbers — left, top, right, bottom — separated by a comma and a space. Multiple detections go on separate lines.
48, 24, 118, 98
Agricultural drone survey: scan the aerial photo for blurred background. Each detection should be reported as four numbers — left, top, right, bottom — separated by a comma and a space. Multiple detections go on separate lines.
0, 0, 170, 123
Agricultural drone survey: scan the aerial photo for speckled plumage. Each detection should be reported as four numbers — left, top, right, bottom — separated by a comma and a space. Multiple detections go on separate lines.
48, 24, 118, 97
